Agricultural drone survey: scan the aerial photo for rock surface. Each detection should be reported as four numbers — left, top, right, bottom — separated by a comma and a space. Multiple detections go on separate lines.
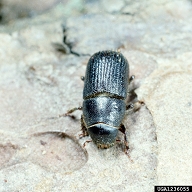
0, 0, 192, 191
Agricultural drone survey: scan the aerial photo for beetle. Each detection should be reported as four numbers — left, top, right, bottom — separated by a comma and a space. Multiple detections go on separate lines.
64, 50, 138, 151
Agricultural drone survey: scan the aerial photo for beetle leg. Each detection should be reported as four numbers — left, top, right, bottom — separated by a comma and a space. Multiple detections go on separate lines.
59, 106, 82, 117
80, 115, 89, 137
126, 101, 144, 112
127, 75, 137, 99
80, 115, 91, 148
83, 140, 92, 148
133, 101, 144, 111
81, 76, 85, 81
129, 75, 135, 84
126, 102, 134, 110
119, 124, 129, 153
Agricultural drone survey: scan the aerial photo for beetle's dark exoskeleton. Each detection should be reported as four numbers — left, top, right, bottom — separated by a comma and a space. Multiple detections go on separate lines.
64, 50, 140, 151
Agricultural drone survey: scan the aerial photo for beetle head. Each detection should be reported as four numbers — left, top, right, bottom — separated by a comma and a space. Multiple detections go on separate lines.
88, 123, 118, 149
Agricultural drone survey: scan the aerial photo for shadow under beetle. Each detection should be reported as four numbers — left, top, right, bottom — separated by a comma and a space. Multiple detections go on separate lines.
64, 50, 141, 152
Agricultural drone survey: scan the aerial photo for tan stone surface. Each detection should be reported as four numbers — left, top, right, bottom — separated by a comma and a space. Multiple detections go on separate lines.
136, 54, 192, 184
0, 0, 192, 191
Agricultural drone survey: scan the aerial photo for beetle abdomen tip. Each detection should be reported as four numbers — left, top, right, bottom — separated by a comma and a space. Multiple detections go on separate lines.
88, 123, 118, 149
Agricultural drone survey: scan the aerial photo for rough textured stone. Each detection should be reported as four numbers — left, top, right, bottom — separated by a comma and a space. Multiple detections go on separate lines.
0, 0, 192, 191
65, 8, 192, 58
136, 54, 192, 185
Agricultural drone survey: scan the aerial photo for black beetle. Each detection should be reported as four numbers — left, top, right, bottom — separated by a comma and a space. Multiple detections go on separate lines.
64, 50, 138, 151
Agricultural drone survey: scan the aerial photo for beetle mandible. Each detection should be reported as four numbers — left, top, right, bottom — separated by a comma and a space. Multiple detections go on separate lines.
64, 50, 137, 151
